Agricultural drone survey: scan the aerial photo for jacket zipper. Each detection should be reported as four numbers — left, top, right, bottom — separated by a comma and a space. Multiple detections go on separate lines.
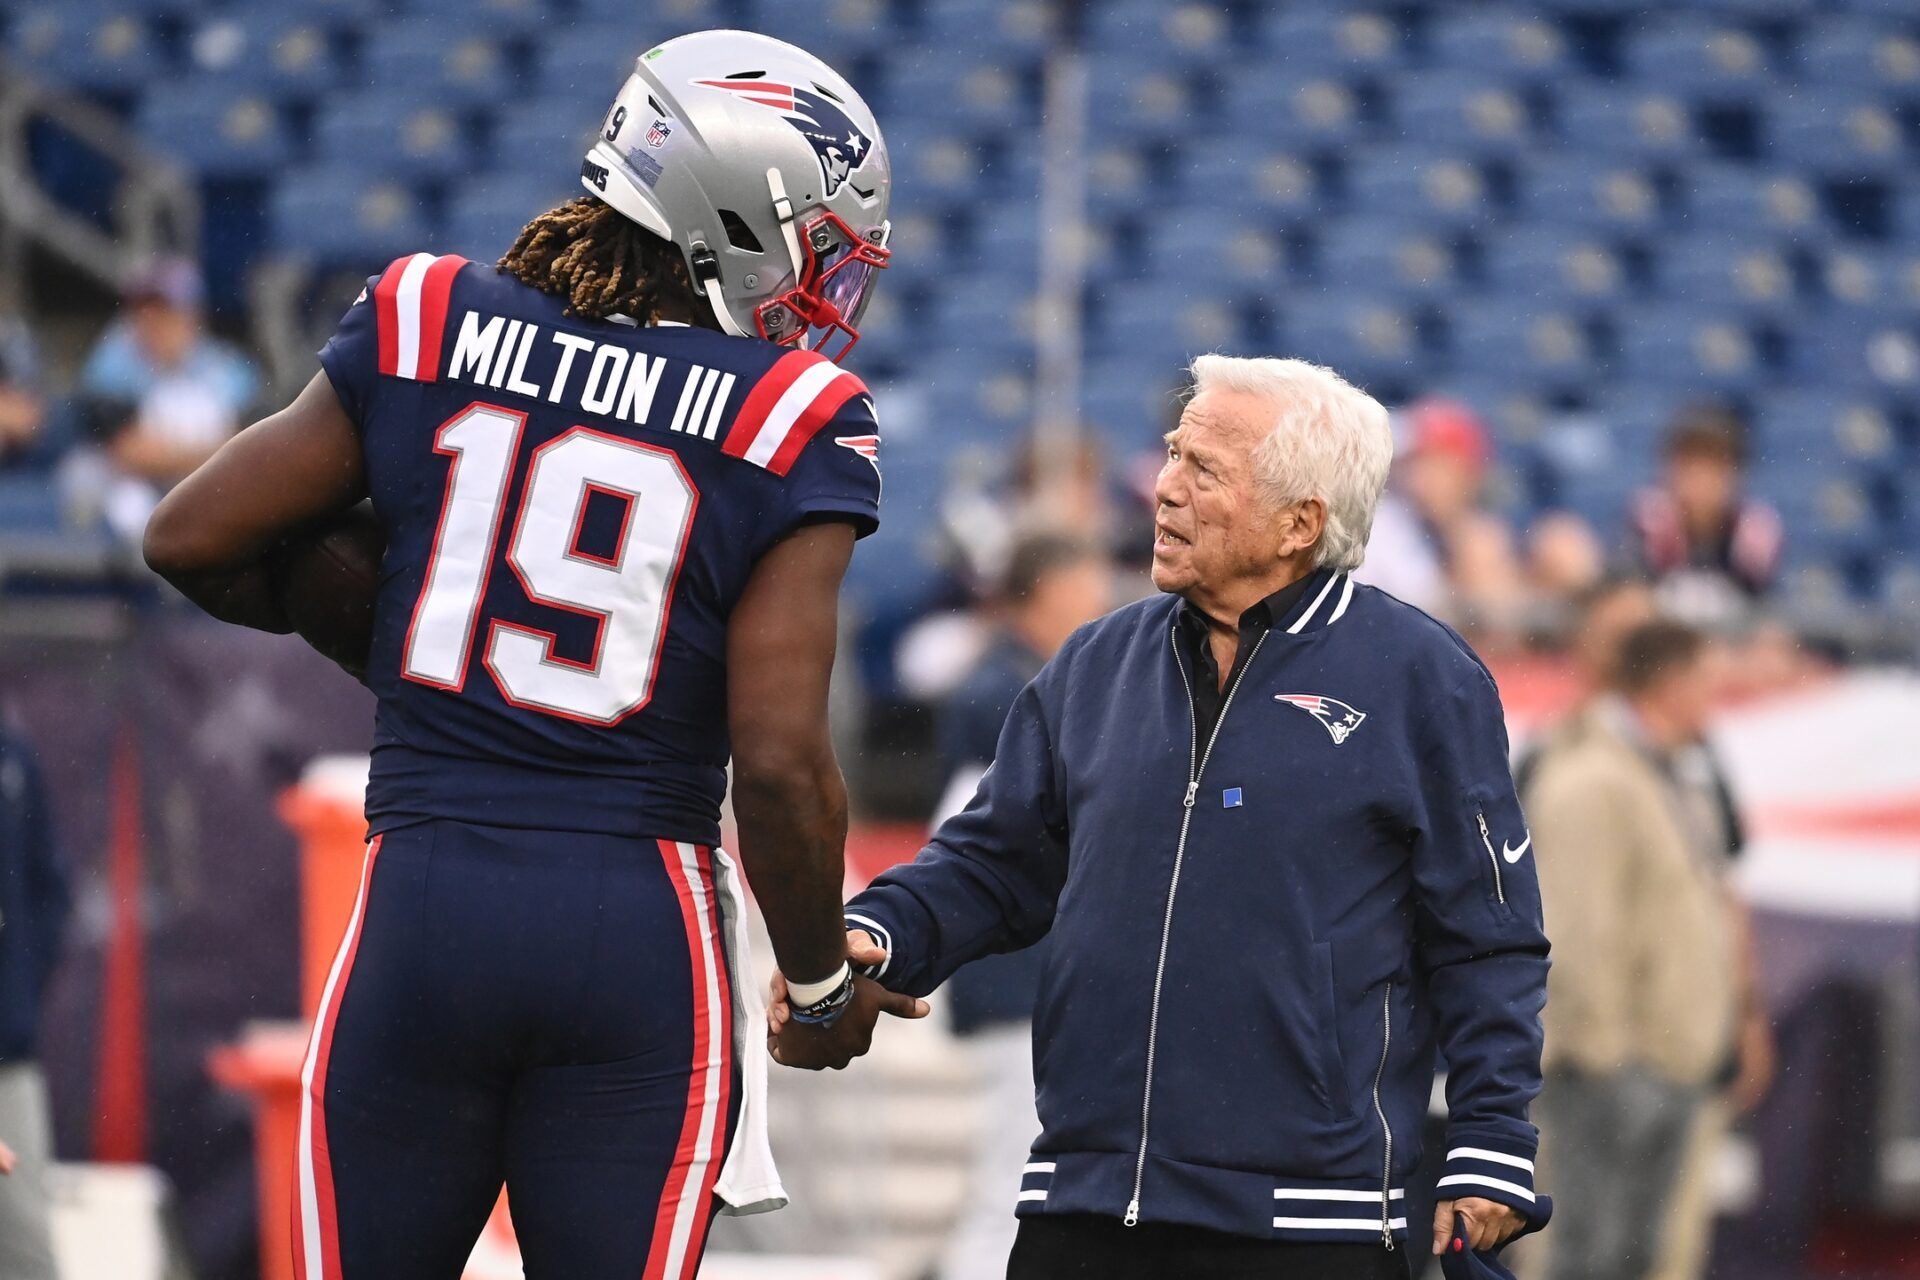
1475, 811, 1506, 905
1127, 626, 1270, 1227
1369, 983, 1395, 1250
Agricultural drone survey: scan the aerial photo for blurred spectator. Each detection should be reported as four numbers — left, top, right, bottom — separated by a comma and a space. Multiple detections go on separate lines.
73, 258, 260, 540
0, 319, 54, 472
901, 430, 1138, 703
1628, 404, 1783, 629
932, 533, 1111, 1280
1357, 398, 1528, 633
1526, 620, 1766, 1280
0, 726, 70, 1280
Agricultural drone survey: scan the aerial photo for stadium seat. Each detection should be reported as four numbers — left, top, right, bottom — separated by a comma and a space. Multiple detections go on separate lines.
878, 52, 1036, 132
1614, 305, 1768, 391
1553, 82, 1706, 164
1425, 11, 1572, 80
1763, 94, 1907, 176
1254, 8, 1407, 74
1179, 143, 1330, 221
1796, 20, 1920, 93
1314, 218, 1462, 298
1815, 246, 1920, 311
487, 94, 604, 190
187, 11, 343, 95
572, 0, 727, 26
270, 166, 432, 266
135, 82, 290, 178
1512, 155, 1665, 234
312, 95, 472, 183
1792, 310, 1920, 392
1448, 305, 1602, 388
1478, 227, 1629, 304
916, 0, 1058, 57
1077, 355, 1184, 441
402, 0, 550, 37
1757, 391, 1901, 470
1215, 77, 1369, 153
6, 5, 166, 93
743, 0, 898, 60
1085, 145, 1159, 219
1087, 1, 1232, 64
1136, 206, 1294, 294
358, 24, 511, 110
531, 28, 636, 99
1678, 164, 1824, 238
1090, 281, 1247, 369
1084, 52, 1199, 143
1385, 71, 1538, 156
1650, 235, 1798, 314
1620, 19, 1775, 95
441, 178, 573, 261
1344, 149, 1498, 230
1275, 296, 1428, 390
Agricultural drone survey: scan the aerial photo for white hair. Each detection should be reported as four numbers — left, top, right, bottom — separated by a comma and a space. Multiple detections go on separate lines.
1188, 354, 1394, 573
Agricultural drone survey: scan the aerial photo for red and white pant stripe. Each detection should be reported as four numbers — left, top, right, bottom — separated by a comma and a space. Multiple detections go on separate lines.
644, 840, 736, 1280
293, 834, 383, 1280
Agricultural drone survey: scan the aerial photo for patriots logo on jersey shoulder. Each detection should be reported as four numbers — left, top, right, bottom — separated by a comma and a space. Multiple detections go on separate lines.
1274, 693, 1367, 745
693, 79, 874, 197
834, 434, 880, 474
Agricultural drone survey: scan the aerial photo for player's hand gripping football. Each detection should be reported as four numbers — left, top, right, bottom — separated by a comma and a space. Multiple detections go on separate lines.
766, 930, 928, 1070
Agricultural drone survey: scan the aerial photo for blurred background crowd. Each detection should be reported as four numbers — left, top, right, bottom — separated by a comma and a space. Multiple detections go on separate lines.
0, 0, 1918, 1277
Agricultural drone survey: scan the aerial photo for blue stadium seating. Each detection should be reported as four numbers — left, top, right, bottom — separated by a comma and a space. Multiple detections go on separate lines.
21, 0, 1920, 604
1425, 10, 1573, 80
135, 82, 291, 178
270, 166, 431, 266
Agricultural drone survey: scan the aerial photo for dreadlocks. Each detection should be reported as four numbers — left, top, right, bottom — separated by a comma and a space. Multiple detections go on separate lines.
498, 195, 699, 323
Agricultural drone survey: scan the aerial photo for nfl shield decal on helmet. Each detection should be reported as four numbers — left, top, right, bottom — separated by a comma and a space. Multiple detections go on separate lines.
645, 118, 672, 148
693, 79, 875, 196
1274, 693, 1367, 745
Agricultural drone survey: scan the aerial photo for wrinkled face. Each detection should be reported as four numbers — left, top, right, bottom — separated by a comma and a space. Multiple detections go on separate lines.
1152, 388, 1306, 603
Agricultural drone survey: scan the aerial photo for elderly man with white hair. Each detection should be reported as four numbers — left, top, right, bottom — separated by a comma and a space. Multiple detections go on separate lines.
771, 356, 1552, 1279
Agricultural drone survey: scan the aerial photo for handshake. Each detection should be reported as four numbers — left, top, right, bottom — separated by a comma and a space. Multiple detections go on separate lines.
765, 930, 930, 1070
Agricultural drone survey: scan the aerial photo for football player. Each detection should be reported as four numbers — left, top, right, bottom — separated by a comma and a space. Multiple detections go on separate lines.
145, 31, 924, 1280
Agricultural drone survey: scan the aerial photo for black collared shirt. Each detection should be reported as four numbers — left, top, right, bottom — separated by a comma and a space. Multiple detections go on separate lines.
1177, 572, 1321, 747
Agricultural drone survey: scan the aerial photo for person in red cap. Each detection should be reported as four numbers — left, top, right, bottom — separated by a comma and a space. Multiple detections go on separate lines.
1356, 398, 1530, 639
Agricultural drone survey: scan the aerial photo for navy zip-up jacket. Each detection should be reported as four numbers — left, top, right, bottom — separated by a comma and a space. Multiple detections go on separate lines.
845, 569, 1550, 1245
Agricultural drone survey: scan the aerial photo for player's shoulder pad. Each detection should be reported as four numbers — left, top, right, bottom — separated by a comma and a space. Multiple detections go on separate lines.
368, 252, 472, 383
718, 346, 872, 478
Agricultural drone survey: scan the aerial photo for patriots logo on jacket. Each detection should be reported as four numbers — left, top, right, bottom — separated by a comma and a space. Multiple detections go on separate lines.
1274, 693, 1367, 745
694, 79, 874, 196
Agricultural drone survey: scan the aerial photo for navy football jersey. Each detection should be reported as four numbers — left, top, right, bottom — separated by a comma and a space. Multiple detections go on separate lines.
318, 252, 882, 844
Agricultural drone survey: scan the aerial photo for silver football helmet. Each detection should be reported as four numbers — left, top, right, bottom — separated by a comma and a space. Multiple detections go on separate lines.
582, 30, 892, 359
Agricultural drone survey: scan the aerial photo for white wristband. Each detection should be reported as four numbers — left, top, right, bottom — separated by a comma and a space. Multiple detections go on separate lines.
786, 960, 852, 1007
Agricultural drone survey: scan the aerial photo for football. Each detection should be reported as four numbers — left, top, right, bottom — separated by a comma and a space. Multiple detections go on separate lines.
273, 503, 386, 679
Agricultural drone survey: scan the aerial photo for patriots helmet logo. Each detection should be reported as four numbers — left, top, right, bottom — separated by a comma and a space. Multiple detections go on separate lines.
1274, 693, 1367, 745
694, 79, 874, 197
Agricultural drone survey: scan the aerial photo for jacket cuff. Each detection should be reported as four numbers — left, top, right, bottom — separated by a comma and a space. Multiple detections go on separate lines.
1436, 1134, 1538, 1217
842, 910, 899, 983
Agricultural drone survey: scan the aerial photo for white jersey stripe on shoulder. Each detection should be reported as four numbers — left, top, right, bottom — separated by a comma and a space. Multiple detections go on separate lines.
1326, 574, 1356, 625
743, 361, 847, 469
392, 253, 437, 380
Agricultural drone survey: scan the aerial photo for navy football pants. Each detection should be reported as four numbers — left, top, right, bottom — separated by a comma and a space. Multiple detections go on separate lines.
293, 820, 742, 1280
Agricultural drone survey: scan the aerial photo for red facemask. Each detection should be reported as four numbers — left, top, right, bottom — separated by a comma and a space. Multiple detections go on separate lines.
753, 210, 891, 362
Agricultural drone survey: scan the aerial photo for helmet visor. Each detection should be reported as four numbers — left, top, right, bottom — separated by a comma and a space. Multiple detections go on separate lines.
802, 213, 889, 326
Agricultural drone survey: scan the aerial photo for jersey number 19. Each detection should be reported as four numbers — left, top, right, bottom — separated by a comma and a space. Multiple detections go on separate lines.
401, 401, 698, 724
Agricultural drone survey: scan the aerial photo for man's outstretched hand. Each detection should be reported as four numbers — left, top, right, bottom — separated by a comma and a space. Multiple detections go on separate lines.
1432, 1197, 1526, 1254
767, 930, 929, 1070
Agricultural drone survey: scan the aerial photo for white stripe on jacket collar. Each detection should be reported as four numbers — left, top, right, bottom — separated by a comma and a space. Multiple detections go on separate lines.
1285, 571, 1352, 634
